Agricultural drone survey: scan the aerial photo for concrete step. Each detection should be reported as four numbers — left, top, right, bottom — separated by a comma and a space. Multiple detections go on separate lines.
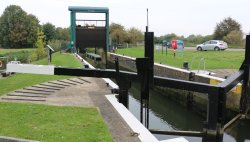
31, 85, 61, 91
66, 78, 84, 84
48, 81, 70, 87
23, 87, 55, 93
0, 77, 94, 103
39, 83, 65, 89
14, 90, 51, 95
56, 80, 77, 85
77, 77, 91, 83
1, 96, 46, 101
7, 93, 47, 98
0, 136, 38, 142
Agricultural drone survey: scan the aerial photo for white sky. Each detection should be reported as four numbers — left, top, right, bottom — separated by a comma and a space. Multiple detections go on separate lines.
0, 0, 250, 37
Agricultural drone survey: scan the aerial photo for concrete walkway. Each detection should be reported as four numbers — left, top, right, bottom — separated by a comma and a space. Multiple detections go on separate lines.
208, 69, 238, 78
0, 77, 140, 142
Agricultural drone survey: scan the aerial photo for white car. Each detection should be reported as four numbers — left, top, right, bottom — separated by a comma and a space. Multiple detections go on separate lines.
196, 40, 228, 51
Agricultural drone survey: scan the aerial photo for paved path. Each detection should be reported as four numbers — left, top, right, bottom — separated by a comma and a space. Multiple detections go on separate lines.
208, 69, 238, 78
0, 77, 140, 142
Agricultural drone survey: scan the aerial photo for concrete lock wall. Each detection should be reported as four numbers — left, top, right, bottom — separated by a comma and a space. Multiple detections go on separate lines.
108, 53, 242, 115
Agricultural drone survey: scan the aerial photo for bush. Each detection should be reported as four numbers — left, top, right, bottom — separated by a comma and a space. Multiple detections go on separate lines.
48, 40, 69, 52
5, 50, 32, 63
27, 29, 47, 62
0, 49, 48, 63
223, 30, 244, 45
48, 40, 61, 51
29, 52, 38, 62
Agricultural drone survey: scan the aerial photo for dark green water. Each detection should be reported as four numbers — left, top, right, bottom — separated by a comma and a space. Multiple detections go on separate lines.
127, 81, 250, 142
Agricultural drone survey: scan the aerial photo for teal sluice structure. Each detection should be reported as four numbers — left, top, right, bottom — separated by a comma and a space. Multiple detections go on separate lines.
68, 6, 110, 54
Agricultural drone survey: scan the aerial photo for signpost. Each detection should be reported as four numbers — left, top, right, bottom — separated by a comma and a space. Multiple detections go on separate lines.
46, 45, 54, 64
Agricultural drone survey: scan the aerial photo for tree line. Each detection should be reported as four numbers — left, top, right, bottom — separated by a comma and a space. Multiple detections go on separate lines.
109, 23, 143, 46
0, 5, 69, 49
110, 17, 245, 48
0, 5, 143, 49
0, 5, 246, 49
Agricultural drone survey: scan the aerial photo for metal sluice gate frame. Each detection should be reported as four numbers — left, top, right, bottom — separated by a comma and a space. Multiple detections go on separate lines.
7, 34, 250, 142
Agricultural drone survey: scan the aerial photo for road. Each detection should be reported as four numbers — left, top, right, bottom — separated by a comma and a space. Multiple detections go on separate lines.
184, 47, 245, 51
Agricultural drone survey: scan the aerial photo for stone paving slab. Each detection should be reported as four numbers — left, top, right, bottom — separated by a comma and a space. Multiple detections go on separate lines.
88, 78, 140, 142
39, 83, 65, 89
30, 85, 61, 91
208, 69, 238, 78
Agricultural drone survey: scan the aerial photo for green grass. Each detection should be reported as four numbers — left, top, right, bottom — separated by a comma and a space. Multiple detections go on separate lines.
0, 48, 35, 55
0, 102, 114, 142
228, 44, 244, 48
0, 52, 114, 141
116, 47, 244, 69
0, 52, 82, 96
0, 48, 36, 63
183, 43, 196, 47
33, 52, 82, 67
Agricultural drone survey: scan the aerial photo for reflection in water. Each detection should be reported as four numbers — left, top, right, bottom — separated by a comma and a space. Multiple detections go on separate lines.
127, 81, 250, 142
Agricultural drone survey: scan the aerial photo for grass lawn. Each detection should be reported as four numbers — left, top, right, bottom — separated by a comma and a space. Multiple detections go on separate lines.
0, 52, 82, 96
0, 52, 114, 141
116, 47, 244, 69
0, 48, 36, 63
0, 48, 35, 55
34, 52, 82, 67
0, 102, 113, 142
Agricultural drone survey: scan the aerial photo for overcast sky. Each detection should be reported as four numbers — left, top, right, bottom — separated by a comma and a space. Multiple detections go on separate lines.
0, 0, 250, 37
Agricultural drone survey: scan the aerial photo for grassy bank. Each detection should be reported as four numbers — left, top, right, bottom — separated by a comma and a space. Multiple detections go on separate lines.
0, 102, 113, 142
0, 48, 36, 63
116, 47, 244, 69
34, 52, 82, 67
0, 52, 114, 141
0, 52, 82, 96
0, 48, 35, 55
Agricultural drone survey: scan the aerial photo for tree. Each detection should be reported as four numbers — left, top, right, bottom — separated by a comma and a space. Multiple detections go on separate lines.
25, 14, 40, 47
0, 5, 39, 48
126, 27, 143, 44
110, 23, 127, 45
203, 35, 213, 42
42, 22, 56, 43
186, 34, 204, 44
55, 27, 70, 41
34, 29, 46, 60
166, 33, 178, 41
213, 17, 242, 40
223, 30, 243, 45
154, 35, 166, 43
